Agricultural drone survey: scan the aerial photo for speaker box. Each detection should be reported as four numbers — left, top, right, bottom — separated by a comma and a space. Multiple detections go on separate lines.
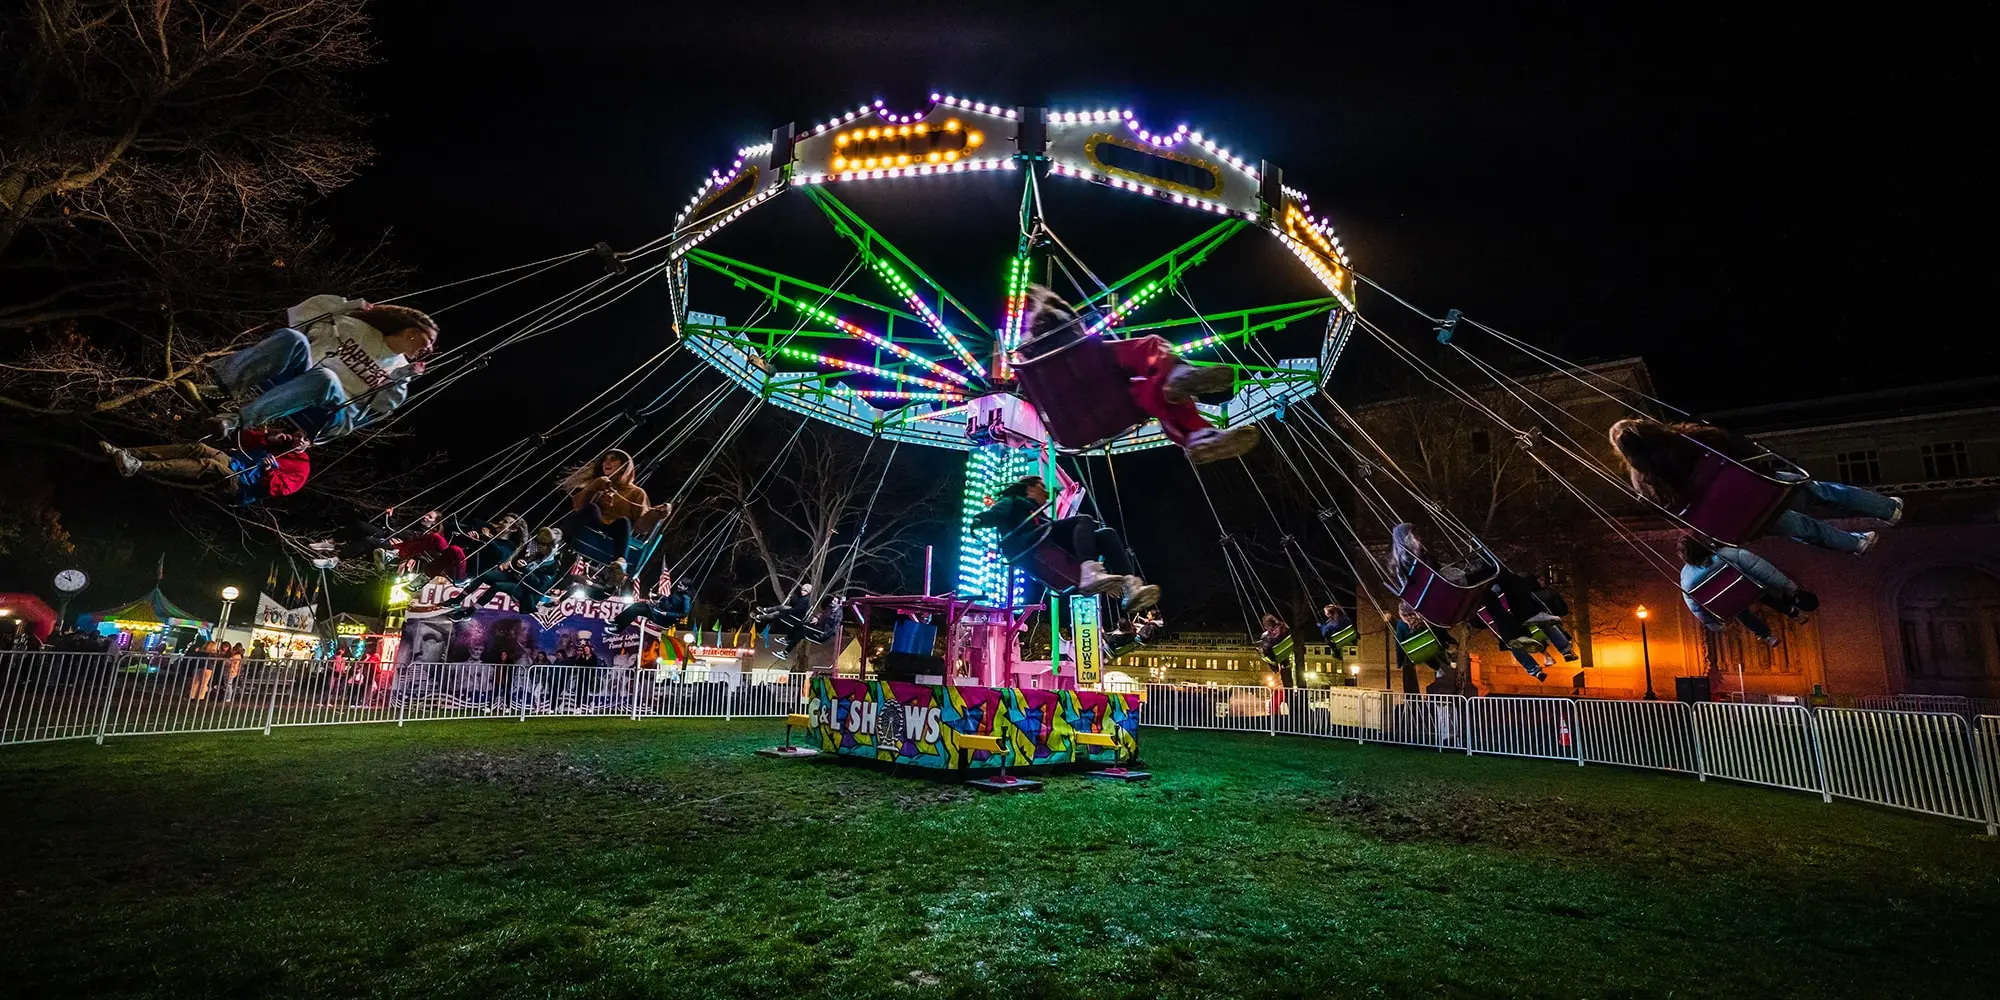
878, 651, 944, 683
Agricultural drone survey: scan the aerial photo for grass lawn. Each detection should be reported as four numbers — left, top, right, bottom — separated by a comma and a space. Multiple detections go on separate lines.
2, 720, 1996, 999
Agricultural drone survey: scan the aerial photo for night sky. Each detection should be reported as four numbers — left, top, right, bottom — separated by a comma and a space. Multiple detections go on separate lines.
26, 2, 1997, 620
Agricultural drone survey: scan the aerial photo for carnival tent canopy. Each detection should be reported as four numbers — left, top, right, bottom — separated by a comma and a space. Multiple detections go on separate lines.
82, 588, 210, 631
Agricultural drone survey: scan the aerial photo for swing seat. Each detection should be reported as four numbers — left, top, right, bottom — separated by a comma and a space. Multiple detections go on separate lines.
567, 518, 665, 575
1677, 446, 1797, 545
1475, 606, 1547, 647
1023, 538, 1083, 593
1010, 331, 1150, 451
1324, 623, 1358, 648
1264, 634, 1295, 664
1687, 564, 1763, 621
1397, 559, 1498, 628
1399, 627, 1446, 665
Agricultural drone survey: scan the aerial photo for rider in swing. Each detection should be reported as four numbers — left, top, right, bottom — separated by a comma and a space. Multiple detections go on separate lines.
1020, 285, 1260, 464
969, 474, 1160, 611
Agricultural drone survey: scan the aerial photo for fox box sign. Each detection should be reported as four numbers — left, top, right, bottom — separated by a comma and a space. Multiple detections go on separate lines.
803, 676, 1140, 770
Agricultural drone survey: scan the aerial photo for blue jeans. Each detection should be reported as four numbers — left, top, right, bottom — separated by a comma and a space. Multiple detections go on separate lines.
1771, 479, 1897, 552
215, 329, 347, 430
1510, 623, 1576, 671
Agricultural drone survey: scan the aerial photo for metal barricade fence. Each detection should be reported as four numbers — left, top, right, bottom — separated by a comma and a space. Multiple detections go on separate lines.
1691, 701, 1827, 796
1856, 694, 2000, 718
1815, 708, 1987, 825
6, 652, 2000, 834
1465, 696, 1578, 761
1382, 692, 1467, 751
0, 651, 119, 745
1572, 698, 1699, 773
1978, 717, 2000, 837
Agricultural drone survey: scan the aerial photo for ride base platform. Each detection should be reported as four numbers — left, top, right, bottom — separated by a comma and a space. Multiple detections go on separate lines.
782, 676, 1143, 776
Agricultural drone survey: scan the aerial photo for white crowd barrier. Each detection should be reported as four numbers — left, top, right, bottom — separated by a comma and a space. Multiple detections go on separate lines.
4, 653, 1997, 834
0, 652, 807, 746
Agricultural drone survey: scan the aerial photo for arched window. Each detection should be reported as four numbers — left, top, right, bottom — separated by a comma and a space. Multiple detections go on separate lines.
1896, 566, 2000, 697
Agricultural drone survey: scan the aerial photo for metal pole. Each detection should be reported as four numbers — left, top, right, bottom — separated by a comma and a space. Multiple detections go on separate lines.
1641, 616, 1657, 700
1382, 615, 1393, 692
92, 657, 120, 746
1806, 707, 1833, 803
924, 545, 933, 595
261, 665, 281, 735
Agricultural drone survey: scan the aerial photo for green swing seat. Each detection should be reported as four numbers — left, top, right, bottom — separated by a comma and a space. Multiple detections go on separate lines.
1398, 627, 1447, 665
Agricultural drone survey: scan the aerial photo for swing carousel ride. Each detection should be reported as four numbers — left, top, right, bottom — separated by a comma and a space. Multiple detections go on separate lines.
368, 91, 1871, 783
661, 95, 1356, 779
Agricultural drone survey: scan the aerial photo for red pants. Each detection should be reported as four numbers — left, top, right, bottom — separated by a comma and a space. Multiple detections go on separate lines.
1110, 335, 1212, 446
395, 532, 466, 581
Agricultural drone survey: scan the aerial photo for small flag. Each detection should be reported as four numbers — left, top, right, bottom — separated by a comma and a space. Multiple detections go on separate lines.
156, 553, 166, 583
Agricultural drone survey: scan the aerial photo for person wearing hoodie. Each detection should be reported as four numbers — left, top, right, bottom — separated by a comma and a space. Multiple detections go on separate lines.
613, 574, 694, 635
197, 294, 438, 442
1678, 535, 1817, 646
100, 429, 309, 505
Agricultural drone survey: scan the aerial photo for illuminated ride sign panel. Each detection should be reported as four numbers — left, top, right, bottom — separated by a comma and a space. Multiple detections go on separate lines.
829, 118, 986, 173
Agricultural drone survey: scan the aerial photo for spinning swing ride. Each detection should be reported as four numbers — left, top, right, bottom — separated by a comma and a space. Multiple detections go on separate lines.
370, 89, 1882, 776
659, 94, 1357, 777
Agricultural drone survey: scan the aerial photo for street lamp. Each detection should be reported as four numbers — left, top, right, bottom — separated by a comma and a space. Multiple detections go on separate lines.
218, 586, 241, 641
1636, 604, 1656, 700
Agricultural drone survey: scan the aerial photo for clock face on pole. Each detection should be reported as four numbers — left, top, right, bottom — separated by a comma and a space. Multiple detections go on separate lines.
54, 569, 88, 593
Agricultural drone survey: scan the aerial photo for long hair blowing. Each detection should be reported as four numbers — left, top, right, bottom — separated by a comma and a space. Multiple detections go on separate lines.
559, 448, 637, 494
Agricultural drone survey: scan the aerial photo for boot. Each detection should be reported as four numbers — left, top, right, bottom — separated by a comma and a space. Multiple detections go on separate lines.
1120, 576, 1161, 612
1077, 560, 1125, 596
1185, 424, 1261, 464
1162, 363, 1235, 405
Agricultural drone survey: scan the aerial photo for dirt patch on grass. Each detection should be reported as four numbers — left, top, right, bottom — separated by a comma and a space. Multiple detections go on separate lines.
412, 749, 670, 801
1314, 786, 1749, 870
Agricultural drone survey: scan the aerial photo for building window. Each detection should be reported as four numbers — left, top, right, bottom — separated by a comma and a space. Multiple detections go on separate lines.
1900, 619, 1925, 677
1835, 450, 1881, 486
1922, 441, 1969, 479
1470, 429, 1491, 456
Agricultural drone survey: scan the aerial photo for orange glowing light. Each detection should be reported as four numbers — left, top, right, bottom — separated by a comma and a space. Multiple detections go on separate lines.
1635, 605, 1650, 620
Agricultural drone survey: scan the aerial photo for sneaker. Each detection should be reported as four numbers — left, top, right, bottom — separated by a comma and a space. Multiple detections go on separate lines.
1507, 635, 1544, 653
772, 648, 790, 661
1526, 612, 1561, 625
1185, 424, 1261, 464
1853, 530, 1878, 556
310, 557, 339, 570
1885, 497, 1905, 526
101, 443, 142, 477
1162, 363, 1236, 405
307, 539, 338, 554
1562, 651, 1580, 662
1525, 664, 1547, 681
1762, 634, 1782, 647
1077, 560, 1125, 596
1121, 578, 1161, 613
198, 414, 239, 441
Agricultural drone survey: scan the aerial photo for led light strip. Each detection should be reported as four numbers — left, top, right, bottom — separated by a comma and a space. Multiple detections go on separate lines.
1045, 163, 1256, 220
793, 157, 1016, 185
771, 344, 956, 392
829, 387, 965, 403
997, 254, 1032, 380
792, 300, 972, 387
867, 258, 986, 377
669, 188, 777, 260
1083, 279, 1167, 336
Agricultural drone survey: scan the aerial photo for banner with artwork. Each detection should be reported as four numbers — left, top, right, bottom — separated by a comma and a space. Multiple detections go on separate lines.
802, 676, 1139, 770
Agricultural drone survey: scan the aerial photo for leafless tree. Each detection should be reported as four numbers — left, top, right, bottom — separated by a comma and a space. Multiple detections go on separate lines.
696, 423, 945, 612
0, 1, 415, 559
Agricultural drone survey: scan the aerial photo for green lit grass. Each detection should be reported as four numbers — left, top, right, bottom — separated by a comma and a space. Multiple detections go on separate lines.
1, 719, 1995, 998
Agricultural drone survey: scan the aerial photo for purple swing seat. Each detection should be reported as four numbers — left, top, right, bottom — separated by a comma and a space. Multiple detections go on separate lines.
1398, 560, 1497, 628
1686, 564, 1763, 622
1676, 446, 1796, 546
1010, 332, 1149, 451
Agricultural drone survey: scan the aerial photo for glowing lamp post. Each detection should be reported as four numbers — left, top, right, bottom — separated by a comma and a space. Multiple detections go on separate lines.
1636, 604, 1656, 700
218, 586, 241, 641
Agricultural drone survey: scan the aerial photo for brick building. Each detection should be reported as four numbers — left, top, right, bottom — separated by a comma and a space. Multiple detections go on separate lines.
1341, 366, 2000, 701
